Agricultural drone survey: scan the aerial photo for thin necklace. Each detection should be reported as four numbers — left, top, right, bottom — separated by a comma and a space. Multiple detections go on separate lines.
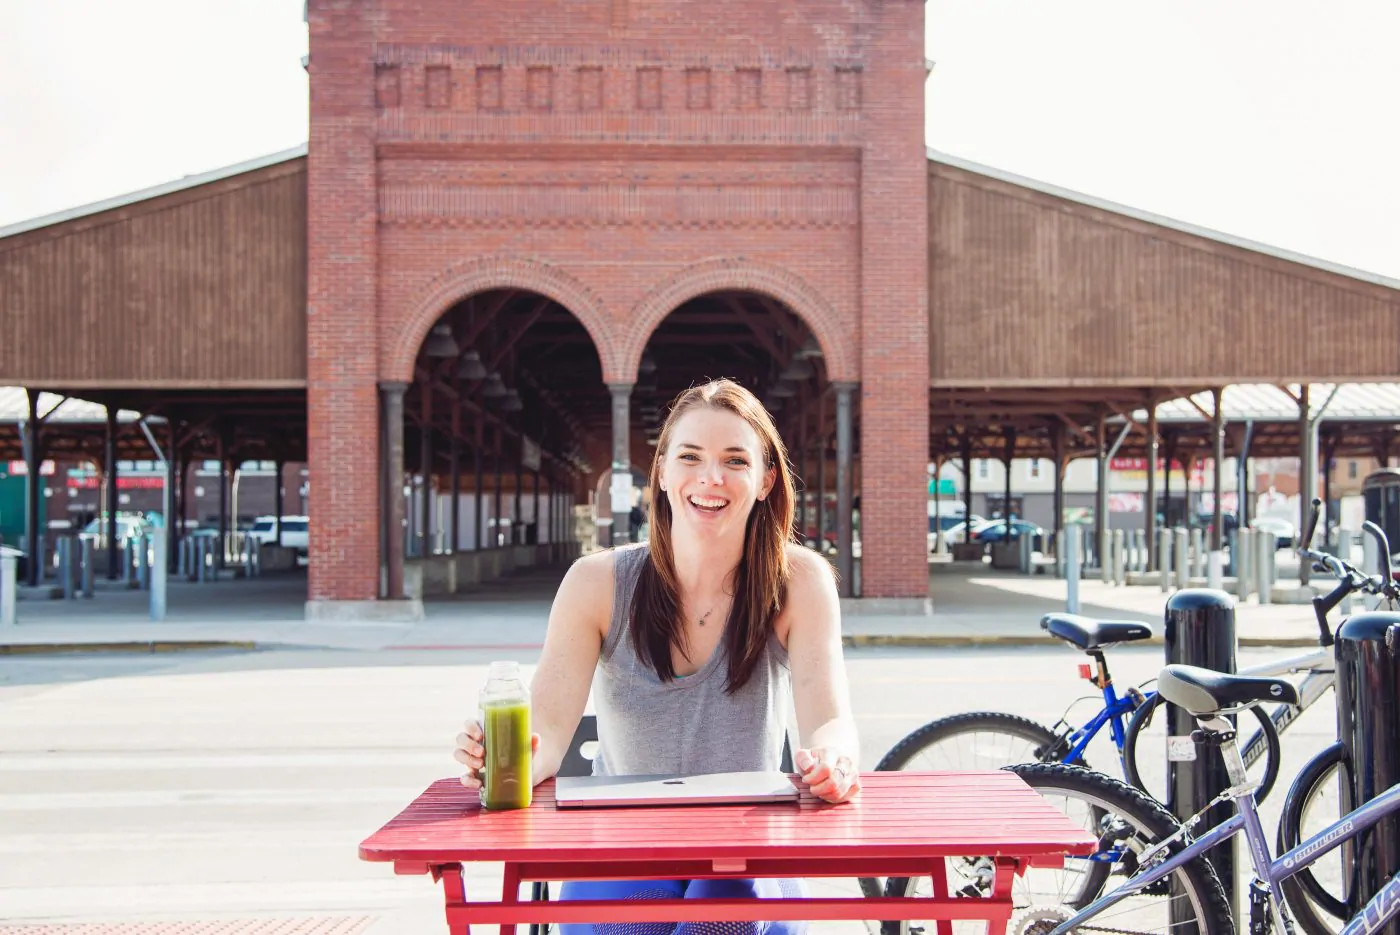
697, 604, 718, 627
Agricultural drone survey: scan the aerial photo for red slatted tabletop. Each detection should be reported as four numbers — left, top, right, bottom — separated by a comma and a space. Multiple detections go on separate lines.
359, 771, 1095, 935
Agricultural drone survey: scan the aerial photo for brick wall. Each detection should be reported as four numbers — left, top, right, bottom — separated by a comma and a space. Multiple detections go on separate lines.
306, 0, 930, 602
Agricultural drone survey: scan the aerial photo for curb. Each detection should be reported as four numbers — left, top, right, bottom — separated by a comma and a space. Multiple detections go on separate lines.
0, 640, 259, 656
842, 634, 1322, 649
1, 634, 1323, 656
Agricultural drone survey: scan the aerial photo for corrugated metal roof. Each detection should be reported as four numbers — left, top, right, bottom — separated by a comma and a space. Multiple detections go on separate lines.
1136, 383, 1400, 423
928, 149, 1400, 293
0, 144, 308, 241
0, 387, 146, 424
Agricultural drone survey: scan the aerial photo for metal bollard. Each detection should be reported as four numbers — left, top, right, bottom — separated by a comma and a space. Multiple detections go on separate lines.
80, 538, 94, 598
1112, 529, 1126, 586
149, 532, 166, 621
58, 538, 76, 600
1, 550, 17, 626
1236, 529, 1253, 602
1175, 527, 1190, 591
1256, 530, 1274, 604
1100, 531, 1112, 584
1134, 529, 1147, 573
137, 535, 151, 591
1190, 527, 1206, 579
124, 539, 137, 587
1065, 524, 1081, 613
1332, 615, 1400, 921
1159, 529, 1174, 592
1164, 589, 1239, 922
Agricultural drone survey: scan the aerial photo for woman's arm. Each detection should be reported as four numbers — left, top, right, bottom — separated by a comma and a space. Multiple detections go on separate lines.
781, 545, 861, 803
454, 549, 612, 787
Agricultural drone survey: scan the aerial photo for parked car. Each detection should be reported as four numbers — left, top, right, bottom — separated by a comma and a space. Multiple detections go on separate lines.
249, 515, 310, 553
971, 519, 1045, 547
78, 514, 151, 545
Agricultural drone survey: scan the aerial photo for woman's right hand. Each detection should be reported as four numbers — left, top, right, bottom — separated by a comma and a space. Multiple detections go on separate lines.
453, 720, 541, 788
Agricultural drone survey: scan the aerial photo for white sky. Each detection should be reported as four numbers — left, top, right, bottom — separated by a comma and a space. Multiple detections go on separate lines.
2, 1, 1396, 279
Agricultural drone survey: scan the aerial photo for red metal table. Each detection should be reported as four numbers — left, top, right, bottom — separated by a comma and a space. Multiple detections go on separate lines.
359, 771, 1096, 935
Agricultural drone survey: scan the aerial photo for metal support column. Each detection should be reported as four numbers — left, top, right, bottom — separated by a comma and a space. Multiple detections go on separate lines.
380, 381, 408, 600
834, 382, 856, 597
1001, 427, 1015, 537
1051, 424, 1066, 574
22, 390, 42, 587
493, 427, 504, 549
273, 459, 285, 547
420, 386, 433, 558
217, 431, 230, 570
817, 391, 828, 551
475, 413, 485, 551
961, 433, 973, 541
105, 406, 120, 579
608, 383, 633, 547
514, 450, 523, 547
166, 421, 179, 574
1299, 385, 1312, 586
450, 399, 461, 553
1095, 415, 1108, 570
1146, 401, 1159, 569
1212, 389, 1226, 552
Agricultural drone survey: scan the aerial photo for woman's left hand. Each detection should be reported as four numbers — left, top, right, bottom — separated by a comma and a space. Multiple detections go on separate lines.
794, 747, 860, 803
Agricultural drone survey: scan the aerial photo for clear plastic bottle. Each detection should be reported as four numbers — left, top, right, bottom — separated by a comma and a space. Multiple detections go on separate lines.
478, 660, 533, 810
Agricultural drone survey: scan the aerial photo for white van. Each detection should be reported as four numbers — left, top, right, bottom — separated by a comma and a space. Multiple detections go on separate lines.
250, 515, 309, 553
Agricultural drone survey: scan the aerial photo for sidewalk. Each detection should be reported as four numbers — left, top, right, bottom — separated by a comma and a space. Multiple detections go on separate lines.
1, 561, 1329, 654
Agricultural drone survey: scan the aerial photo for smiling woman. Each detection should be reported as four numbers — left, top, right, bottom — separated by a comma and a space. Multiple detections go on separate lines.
453, 377, 861, 935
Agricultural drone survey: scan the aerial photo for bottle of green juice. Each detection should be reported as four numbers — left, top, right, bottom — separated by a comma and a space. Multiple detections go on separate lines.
479, 660, 533, 810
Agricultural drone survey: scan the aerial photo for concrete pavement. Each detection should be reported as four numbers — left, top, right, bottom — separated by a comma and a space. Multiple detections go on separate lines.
1, 560, 1330, 655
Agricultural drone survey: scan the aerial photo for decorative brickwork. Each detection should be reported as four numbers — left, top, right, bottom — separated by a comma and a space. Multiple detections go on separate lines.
307, 0, 930, 605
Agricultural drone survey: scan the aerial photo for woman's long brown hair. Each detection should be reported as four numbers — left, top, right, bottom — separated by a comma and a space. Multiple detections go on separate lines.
629, 379, 797, 693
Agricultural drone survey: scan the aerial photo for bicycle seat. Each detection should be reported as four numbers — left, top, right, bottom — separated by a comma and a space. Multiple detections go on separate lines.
1157, 664, 1299, 716
1040, 613, 1154, 650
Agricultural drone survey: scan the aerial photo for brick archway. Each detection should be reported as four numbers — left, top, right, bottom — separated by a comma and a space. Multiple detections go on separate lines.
620, 258, 857, 385
386, 256, 613, 383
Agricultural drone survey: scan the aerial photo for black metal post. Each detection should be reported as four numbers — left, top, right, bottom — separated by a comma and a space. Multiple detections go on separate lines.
420, 387, 432, 558
105, 406, 120, 579
23, 390, 42, 586
1333, 613, 1400, 923
274, 459, 285, 547
1146, 398, 1159, 569
1212, 389, 1225, 552
450, 399, 461, 553
475, 413, 485, 551
834, 381, 856, 596
380, 381, 408, 600
608, 383, 632, 546
494, 427, 503, 549
961, 433, 973, 541
1164, 589, 1238, 921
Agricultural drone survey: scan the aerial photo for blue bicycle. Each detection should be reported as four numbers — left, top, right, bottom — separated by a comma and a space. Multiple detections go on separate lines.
868, 611, 1284, 798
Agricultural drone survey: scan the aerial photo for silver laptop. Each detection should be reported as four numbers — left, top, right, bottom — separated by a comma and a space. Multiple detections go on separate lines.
554, 771, 799, 808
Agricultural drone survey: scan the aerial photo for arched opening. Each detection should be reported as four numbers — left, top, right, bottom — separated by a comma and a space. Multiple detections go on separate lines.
625, 290, 859, 588
382, 289, 609, 600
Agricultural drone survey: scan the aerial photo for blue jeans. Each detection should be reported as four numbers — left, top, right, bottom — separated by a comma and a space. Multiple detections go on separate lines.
557, 877, 808, 935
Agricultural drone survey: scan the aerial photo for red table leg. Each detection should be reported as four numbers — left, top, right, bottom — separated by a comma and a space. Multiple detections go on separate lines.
435, 863, 471, 935
984, 858, 1020, 935
928, 858, 953, 935
501, 861, 523, 935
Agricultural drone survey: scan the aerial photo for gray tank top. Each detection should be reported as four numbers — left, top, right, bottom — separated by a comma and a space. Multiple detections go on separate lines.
590, 543, 791, 777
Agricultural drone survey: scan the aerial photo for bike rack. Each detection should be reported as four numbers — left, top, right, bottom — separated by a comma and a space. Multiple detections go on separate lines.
1333, 613, 1400, 917
1164, 587, 1239, 922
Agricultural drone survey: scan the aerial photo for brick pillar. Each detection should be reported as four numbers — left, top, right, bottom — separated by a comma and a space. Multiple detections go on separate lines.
306, 2, 380, 607
856, 1, 929, 599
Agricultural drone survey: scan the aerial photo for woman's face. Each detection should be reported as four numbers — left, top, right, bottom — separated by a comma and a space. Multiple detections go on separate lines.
659, 406, 775, 543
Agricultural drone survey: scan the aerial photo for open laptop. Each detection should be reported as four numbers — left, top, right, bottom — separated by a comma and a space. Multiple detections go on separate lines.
554, 771, 800, 809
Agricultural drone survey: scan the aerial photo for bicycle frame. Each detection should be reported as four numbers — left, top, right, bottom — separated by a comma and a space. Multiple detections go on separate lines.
1237, 646, 1335, 765
1051, 762, 1400, 934
1058, 679, 1139, 767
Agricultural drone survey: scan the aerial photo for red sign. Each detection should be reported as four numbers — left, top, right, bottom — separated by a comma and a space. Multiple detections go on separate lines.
65, 476, 166, 490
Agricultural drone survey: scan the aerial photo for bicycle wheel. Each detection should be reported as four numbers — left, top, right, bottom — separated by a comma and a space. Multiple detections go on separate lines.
1122, 691, 1281, 805
1278, 742, 1353, 935
883, 763, 1235, 935
858, 712, 1069, 904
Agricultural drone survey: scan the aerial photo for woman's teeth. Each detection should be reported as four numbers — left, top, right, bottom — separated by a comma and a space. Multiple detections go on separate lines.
688, 495, 728, 512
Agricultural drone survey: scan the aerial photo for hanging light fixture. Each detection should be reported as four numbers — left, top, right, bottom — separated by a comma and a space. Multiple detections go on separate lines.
457, 349, 487, 380
639, 351, 658, 375
482, 372, 507, 398
764, 394, 784, 411
423, 323, 457, 358
795, 335, 823, 359
501, 389, 523, 412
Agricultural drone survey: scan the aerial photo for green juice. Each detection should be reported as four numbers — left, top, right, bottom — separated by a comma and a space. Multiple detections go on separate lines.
481, 699, 532, 810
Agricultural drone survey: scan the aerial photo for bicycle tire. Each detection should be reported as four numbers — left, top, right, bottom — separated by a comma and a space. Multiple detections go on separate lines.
858, 712, 1068, 904
883, 763, 1236, 935
1277, 741, 1352, 934
1122, 691, 1282, 805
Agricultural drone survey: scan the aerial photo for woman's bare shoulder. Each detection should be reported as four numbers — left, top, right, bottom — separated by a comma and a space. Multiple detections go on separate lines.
784, 542, 837, 590
553, 549, 620, 640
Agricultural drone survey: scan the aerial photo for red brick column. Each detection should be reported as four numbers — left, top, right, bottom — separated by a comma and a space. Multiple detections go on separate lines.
857, 1, 930, 599
305, 3, 386, 611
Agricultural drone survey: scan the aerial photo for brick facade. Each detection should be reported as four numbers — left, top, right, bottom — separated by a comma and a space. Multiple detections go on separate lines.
305, 0, 929, 606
